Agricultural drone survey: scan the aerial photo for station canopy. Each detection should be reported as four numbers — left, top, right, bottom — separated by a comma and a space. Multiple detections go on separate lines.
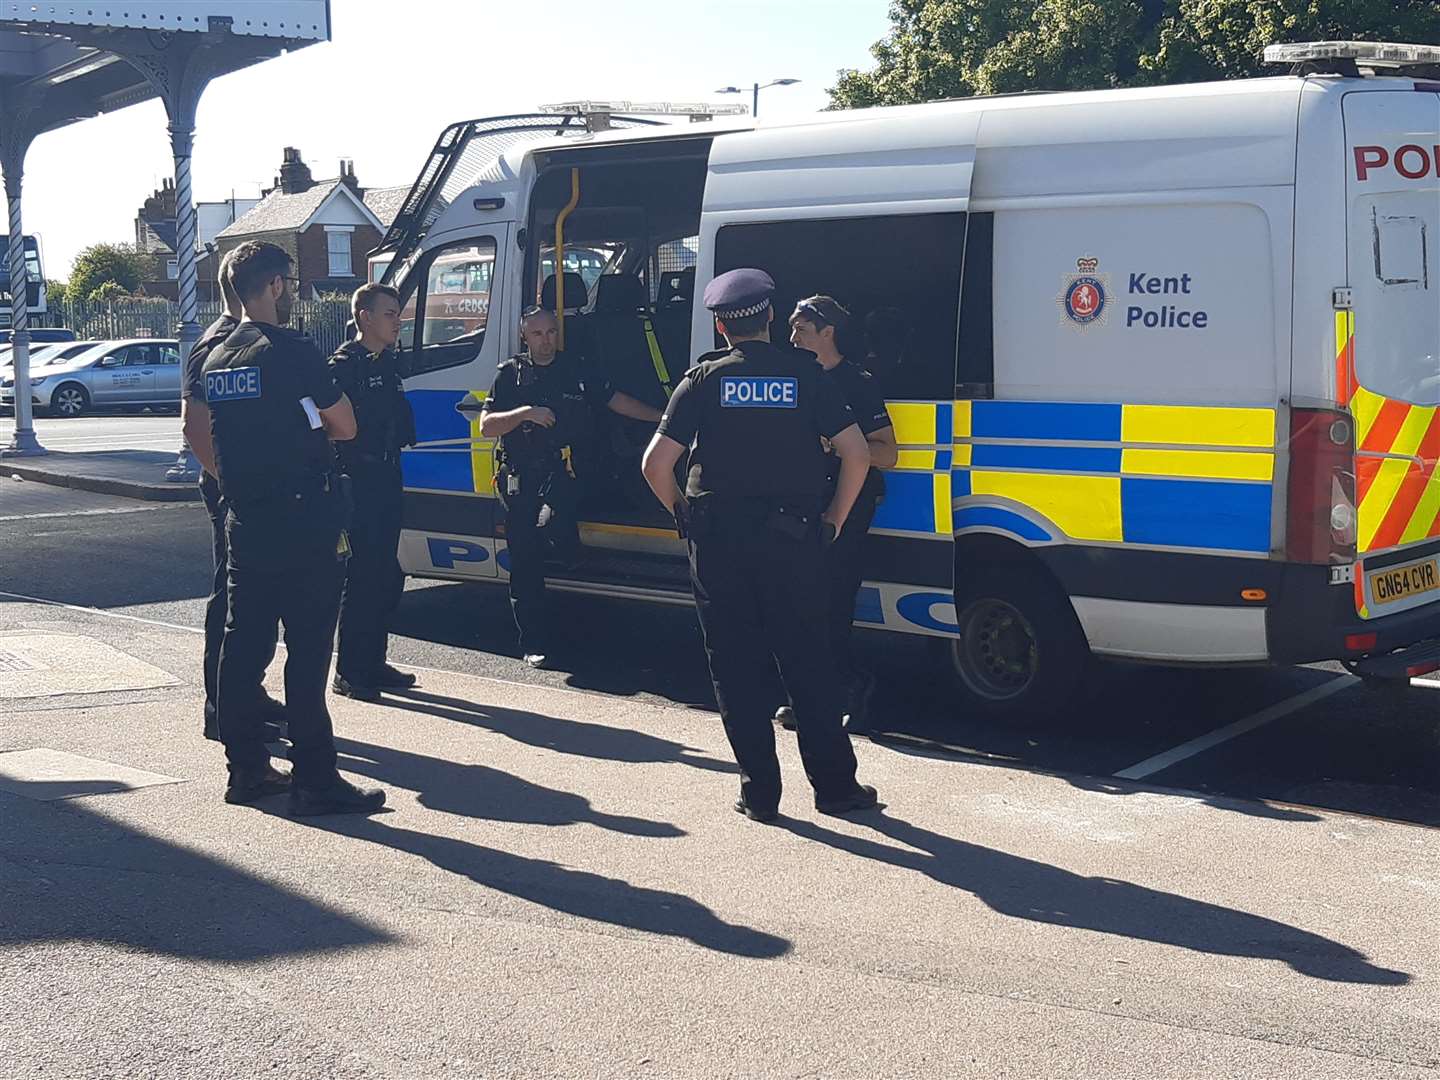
0, 2, 329, 135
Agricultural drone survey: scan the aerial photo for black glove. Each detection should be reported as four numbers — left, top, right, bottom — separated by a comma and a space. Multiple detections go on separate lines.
820, 520, 838, 547
672, 500, 690, 539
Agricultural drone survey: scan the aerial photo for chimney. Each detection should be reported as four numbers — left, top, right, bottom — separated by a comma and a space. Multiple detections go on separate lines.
338, 159, 361, 191
278, 146, 314, 194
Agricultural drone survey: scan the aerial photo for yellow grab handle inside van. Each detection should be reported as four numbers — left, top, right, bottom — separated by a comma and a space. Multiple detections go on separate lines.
554, 168, 581, 350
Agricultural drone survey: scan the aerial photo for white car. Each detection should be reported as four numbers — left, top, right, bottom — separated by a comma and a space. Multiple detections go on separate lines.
0, 338, 181, 417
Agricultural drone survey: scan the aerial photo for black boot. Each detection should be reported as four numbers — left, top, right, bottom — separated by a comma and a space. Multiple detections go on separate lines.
815, 784, 880, 816
224, 764, 291, 806
332, 674, 381, 702
374, 664, 417, 690
289, 776, 386, 817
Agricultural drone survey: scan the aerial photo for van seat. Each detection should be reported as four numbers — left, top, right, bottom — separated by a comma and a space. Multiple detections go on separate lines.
652, 267, 694, 378
539, 271, 594, 359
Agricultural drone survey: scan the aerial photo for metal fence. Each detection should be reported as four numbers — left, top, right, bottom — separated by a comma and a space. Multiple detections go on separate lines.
51, 298, 353, 355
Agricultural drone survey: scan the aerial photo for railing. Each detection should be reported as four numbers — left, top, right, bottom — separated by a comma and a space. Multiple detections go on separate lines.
50, 298, 354, 356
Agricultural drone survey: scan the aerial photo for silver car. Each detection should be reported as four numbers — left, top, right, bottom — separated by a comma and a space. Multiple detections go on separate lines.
0, 338, 182, 417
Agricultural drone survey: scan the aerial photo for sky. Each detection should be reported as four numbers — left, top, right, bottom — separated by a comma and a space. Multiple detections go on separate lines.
22, 0, 892, 278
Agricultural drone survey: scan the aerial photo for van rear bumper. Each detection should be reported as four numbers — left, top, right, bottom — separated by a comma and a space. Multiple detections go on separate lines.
1266, 562, 1440, 665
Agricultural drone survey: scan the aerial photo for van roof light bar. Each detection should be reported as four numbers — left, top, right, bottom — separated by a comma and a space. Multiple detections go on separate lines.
1264, 40, 1440, 74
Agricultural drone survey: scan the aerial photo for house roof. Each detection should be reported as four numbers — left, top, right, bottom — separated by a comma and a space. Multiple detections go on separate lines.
362, 185, 409, 229
146, 220, 178, 253
216, 179, 382, 240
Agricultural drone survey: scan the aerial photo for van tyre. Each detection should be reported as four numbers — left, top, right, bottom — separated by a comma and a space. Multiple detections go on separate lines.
52, 383, 89, 418
946, 572, 1090, 721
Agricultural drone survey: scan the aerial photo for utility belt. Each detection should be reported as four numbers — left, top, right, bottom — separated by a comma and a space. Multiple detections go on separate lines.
686, 494, 823, 543
495, 445, 574, 506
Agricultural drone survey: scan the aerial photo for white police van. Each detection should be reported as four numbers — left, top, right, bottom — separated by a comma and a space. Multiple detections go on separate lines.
379, 42, 1440, 718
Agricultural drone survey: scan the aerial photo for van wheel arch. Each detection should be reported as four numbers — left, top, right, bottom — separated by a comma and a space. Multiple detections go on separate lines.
942, 534, 1093, 722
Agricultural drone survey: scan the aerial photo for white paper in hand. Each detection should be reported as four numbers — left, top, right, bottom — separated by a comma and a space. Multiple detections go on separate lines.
299, 396, 323, 430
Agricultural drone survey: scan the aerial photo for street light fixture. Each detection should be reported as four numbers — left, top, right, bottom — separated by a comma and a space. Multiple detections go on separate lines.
715, 78, 800, 119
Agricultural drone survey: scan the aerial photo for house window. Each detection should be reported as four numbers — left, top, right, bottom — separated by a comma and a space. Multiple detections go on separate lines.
327, 230, 352, 277
166, 260, 178, 280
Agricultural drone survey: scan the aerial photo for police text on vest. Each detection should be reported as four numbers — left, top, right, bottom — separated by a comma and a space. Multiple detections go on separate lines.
720, 376, 798, 408
205, 367, 263, 402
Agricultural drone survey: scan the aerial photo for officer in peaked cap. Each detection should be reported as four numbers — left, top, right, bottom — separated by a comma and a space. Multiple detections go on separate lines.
641, 267, 880, 823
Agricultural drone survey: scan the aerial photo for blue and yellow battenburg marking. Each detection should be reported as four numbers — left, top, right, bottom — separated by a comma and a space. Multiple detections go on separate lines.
873, 399, 1277, 555
399, 388, 497, 496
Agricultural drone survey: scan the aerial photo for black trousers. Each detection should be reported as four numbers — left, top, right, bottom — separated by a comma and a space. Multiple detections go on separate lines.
336, 462, 404, 685
501, 468, 577, 656
825, 492, 879, 685
217, 508, 343, 787
201, 473, 275, 731
689, 513, 859, 812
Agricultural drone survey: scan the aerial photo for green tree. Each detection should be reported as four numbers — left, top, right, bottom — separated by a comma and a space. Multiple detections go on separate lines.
66, 242, 159, 300
87, 280, 131, 305
829, 0, 1440, 106
44, 279, 67, 305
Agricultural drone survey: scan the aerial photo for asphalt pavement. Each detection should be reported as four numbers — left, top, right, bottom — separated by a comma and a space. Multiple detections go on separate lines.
3, 575, 1438, 1077
2, 476, 1439, 1076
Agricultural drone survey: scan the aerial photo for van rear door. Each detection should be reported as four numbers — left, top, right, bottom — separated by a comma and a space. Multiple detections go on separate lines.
1344, 88, 1440, 617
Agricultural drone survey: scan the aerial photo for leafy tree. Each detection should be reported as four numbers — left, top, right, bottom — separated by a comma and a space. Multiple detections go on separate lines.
829, 0, 1440, 106
66, 243, 160, 300
86, 280, 131, 305
44, 279, 67, 305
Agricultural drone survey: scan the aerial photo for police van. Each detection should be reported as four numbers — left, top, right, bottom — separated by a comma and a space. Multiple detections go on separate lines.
379, 42, 1440, 718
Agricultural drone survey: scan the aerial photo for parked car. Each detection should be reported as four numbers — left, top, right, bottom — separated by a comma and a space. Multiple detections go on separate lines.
0, 328, 76, 345
0, 338, 181, 417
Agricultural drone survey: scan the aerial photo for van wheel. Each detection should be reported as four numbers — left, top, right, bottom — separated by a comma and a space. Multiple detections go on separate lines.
53, 383, 90, 418
946, 572, 1090, 721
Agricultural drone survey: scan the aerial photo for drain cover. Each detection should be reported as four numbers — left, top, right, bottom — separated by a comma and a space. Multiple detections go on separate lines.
0, 634, 179, 699
0, 648, 43, 673
0, 748, 185, 801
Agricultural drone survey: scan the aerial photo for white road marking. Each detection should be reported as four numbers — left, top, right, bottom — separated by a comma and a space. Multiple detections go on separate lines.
0, 504, 190, 522
1113, 675, 1360, 781
1412, 677, 1440, 690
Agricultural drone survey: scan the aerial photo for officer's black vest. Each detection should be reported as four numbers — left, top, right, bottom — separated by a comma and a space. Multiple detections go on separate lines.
685, 340, 832, 503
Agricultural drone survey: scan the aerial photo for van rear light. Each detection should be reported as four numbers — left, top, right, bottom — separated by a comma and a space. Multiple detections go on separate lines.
1345, 632, 1377, 652
1286, 407, 1357, 565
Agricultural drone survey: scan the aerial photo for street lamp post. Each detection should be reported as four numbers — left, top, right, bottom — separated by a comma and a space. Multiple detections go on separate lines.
715, 78, 800, 119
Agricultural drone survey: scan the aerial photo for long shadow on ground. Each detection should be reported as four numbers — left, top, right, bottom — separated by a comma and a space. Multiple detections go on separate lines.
785, 810, 1408, 985
0, 782, 389, 961
379, 689, 734, 774
336, 737, 687, 837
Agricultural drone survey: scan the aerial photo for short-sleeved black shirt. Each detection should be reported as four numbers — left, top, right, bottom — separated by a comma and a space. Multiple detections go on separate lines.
328, 340, 414, 467
201, 322, 341, 507
656, 339, 856, 502
181, 314, 240, 403
482, 351, 609, 469
824, 358, 891, 500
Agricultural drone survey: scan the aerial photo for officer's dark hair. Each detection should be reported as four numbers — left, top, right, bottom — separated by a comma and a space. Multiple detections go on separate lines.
791, 294, 863, 357
217, 248, 240, 311
228, 240, 292, 301
716, 304, 771, 339
352, 282, 400, 319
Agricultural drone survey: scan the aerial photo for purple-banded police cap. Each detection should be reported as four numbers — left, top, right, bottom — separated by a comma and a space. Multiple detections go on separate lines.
702, 268, 775, 318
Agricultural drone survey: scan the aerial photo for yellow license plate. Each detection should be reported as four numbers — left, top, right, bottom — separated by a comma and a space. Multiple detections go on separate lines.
1369, 558, 1440, 607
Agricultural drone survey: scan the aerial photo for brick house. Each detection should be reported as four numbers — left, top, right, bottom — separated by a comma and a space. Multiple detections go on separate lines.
215, 147, 407, 298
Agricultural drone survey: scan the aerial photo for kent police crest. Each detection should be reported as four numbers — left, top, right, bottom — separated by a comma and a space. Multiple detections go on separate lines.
1058, 256, 1109, 329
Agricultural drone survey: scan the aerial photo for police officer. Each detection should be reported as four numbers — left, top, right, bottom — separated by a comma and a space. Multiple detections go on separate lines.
329, 283, 419, 702
180, 249, 285, 743
480, 306, 657, 669
641, 268, 879, 823
781, 295, 898, 735
198, 240, 385, 816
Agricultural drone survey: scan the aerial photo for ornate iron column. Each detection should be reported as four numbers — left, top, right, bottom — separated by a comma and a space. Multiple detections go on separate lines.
0, 87, 43, 457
